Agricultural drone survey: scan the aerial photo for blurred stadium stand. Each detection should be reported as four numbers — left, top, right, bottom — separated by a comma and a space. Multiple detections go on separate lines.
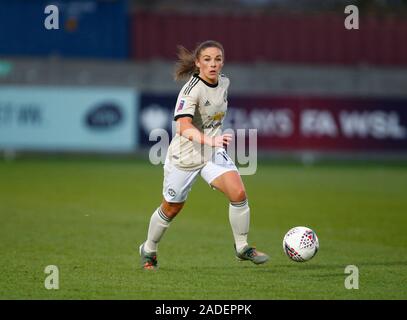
1, 0, 407, 158
131, 11, 407, 65
1, 0, 406, 96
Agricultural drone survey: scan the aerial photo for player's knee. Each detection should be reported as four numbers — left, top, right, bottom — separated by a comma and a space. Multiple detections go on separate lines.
161, 201, 184, 218
230, 188, 246, 203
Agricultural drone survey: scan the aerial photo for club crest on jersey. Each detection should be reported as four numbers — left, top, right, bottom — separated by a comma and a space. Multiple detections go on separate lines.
203, 111, 225, 129
212, 111, 225, 121
168, 188, 176, 197
177, 99, 185, 111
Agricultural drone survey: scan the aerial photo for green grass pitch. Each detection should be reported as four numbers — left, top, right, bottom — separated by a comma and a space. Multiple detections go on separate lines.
1, 157, 406, 299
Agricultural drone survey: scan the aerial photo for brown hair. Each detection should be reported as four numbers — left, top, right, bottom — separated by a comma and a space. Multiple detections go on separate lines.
174, 40, 225, 81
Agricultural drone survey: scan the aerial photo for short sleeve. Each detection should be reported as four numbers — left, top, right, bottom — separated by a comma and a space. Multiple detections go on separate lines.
173, 78, 200, 121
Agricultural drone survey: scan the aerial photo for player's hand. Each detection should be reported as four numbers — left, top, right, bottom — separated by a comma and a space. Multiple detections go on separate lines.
211, 134, 233, 147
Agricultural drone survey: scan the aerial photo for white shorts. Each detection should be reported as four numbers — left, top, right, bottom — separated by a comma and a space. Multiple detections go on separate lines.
163, 148, 238, 203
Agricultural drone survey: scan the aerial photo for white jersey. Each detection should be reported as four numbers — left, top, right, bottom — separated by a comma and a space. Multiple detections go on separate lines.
167, 73, 230, 170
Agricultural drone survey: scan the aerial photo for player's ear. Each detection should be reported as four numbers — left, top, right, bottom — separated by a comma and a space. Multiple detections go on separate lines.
195, 59, 200, 69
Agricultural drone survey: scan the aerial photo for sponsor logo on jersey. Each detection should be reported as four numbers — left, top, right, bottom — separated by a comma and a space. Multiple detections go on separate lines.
202, 122, 222, 129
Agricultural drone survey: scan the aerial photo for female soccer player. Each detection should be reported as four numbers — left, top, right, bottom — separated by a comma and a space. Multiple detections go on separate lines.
139, 40, 269, 269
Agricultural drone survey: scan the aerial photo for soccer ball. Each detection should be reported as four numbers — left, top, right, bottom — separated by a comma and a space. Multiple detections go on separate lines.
283, 226, 319, 262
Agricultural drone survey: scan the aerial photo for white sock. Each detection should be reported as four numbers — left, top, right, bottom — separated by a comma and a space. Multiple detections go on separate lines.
144, 206, 172, 253
229, 199, 250, 253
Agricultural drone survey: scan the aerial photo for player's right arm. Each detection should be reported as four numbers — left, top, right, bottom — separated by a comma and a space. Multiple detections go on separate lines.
176, 117, 232, 147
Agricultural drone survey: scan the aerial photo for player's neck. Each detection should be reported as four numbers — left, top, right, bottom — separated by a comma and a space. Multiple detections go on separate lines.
196, 73, 218, 87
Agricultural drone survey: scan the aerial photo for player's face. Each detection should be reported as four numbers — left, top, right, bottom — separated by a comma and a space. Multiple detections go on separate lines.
195, 47, 224, 84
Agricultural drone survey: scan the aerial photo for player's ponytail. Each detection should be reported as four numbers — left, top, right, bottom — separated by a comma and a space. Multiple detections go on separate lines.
174, 45, 196, 81
174, 40, 225, 81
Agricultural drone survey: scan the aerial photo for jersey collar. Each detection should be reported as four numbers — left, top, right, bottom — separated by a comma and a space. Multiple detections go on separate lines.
193, 73, 218, 88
